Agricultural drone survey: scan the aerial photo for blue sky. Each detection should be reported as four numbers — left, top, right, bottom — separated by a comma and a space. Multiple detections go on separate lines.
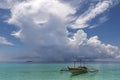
0, 0, 120, 62
84, 4, 120, 47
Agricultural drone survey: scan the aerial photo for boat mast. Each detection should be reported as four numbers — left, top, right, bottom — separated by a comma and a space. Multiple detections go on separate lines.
74, 61, 75, 68
80, 59, 82, 66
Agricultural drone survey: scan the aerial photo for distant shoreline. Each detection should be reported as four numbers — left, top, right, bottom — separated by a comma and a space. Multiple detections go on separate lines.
0, 61, 120, 64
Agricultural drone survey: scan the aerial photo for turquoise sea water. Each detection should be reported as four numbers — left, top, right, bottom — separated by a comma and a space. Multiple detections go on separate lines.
0, 62, 120, 80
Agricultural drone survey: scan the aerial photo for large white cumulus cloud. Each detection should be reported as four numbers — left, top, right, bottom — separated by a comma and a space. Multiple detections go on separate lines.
4, 0, 120, 61
8, 0, 76, 61
9, 0, 75, 46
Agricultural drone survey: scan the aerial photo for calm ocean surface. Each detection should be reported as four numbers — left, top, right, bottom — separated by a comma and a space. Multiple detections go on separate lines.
0, 62, 119, 80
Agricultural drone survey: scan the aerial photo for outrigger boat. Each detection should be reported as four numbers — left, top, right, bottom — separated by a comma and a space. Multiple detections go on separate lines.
67, 61, 88, 75
60, 59, 98, 75
68, 66, 88, 75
